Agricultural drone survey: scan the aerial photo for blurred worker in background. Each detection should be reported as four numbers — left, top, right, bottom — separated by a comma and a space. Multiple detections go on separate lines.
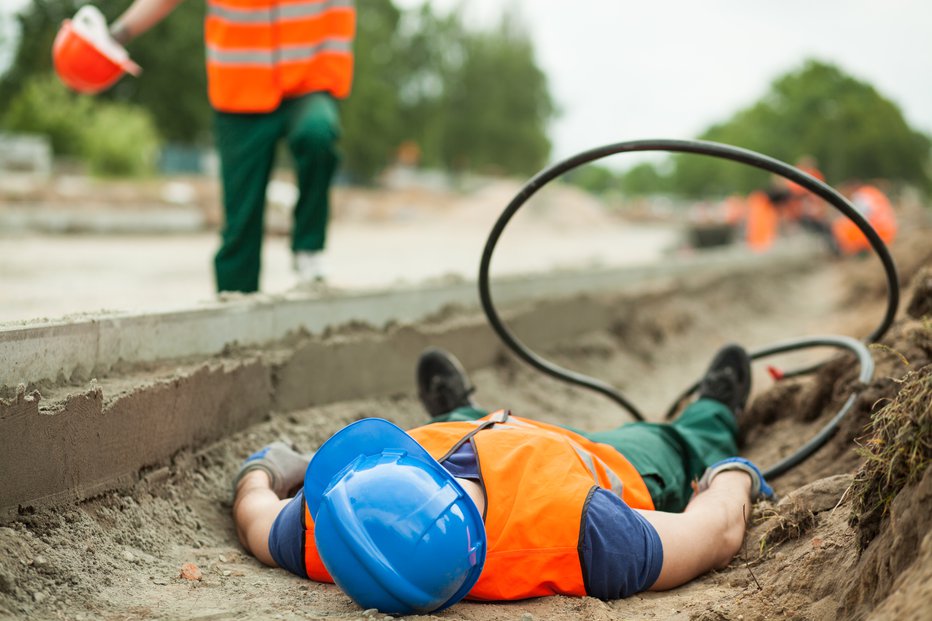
231, 345, 774, 615
832, 182, 898, 256
780, 156, 827, 225
744, 188, 779, 252
744, 156, 836, 253
782, 156, 835, 243
60, 1, 356, 292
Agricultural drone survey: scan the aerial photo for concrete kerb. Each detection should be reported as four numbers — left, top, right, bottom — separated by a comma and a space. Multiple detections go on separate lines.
0, 244, 810, 388
0, 244, 819, 520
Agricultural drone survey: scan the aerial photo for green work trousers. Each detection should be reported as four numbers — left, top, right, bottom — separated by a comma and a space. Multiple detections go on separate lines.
434, 398, 739, 512
213, 92, 341, 293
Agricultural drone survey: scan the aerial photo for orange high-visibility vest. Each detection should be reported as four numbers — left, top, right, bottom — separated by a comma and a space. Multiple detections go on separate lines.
832, 185, 897, 255
301, 413, 654, 599
204, 0, 355, 112
745, 190, 778, 252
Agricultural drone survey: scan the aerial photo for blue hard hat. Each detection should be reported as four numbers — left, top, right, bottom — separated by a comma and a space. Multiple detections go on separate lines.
305, 418, 486, 615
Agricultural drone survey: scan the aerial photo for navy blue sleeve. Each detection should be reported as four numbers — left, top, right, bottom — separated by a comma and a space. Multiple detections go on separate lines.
579, 488, 664, 599
267, 489, 308, 578
439, 440, 481, 480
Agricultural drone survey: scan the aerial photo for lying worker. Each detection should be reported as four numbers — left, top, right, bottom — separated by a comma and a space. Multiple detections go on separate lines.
231, 344, 774, 614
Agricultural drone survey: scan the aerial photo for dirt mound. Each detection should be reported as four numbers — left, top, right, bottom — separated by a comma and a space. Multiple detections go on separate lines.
720, 255, 932, 621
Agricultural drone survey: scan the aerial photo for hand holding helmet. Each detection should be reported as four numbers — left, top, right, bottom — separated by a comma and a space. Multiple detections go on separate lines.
53, 5, 141, 94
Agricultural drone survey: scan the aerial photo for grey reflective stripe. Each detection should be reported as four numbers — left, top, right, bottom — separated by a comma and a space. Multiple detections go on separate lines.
280, 0, 354, 19
206, 47, 274, 65
206, 39, 352, 66
279, 39, 352, 61
207, 5, 271, 24
598, 456, 626, 496
208, 0, 354, 24
572, 445, 625, 496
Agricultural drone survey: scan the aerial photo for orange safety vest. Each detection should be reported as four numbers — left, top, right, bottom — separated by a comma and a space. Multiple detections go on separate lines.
832, 185, 897, 255
301, 413, 654, 599
745, 190, 778, 252
204, 0, 355, 113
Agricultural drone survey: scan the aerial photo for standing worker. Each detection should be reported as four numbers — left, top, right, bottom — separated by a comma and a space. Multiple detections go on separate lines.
54, 1, 356, 291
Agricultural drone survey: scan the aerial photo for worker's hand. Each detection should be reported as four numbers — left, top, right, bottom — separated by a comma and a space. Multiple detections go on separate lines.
697, 457, 775, 501
77, 6, 139, 67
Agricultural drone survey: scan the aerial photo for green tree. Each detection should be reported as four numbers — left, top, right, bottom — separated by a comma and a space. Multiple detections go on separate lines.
669, 59, 931, 197
437, 11, 554, 175
621, 162, 671, 196
561, 164, 620, 196
4, 73, 160, 176
339, 0, 406, 181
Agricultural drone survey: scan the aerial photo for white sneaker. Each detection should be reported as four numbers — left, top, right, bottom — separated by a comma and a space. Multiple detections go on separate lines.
294, 250, 327, 284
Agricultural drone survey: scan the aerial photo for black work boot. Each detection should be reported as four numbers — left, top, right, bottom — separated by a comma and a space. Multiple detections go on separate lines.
697, 344, 752, 417
416, 347, 476, 418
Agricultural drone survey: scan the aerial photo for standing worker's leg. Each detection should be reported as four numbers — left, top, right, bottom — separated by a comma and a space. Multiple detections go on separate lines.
285, 93, 341, 282
214, 110, 285, 292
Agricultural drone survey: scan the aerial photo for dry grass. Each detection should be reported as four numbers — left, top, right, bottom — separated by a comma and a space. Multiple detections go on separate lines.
849, 363, 932, 550
756, 502, 818, 556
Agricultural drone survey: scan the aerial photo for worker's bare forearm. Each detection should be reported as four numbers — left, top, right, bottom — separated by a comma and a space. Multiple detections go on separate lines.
638, 470, 753, 590
110, 0, 187, 44
685, 471, 753, 567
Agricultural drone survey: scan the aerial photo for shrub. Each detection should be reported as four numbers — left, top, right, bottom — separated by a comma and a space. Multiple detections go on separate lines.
2, 73, 161, 176
82, 102, 161, 176
2, 73, 93, 156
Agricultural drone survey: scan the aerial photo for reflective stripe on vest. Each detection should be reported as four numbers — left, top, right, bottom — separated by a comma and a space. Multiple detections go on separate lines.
205, 0, 355, 112
411, 412, 654, 600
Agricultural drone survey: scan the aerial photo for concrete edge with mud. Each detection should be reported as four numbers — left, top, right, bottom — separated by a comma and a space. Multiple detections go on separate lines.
0, 243, 817, 521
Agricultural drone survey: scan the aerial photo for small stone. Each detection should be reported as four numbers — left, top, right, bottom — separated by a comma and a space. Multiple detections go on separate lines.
122, 551, 136, 563
362, 609, 378, 617
222, 570, 231, 577
218, 554, 229, 563
152, 577, 169, 586
179, 562, 203, 581
521, 614, 534, 621
32, 590, 46, 603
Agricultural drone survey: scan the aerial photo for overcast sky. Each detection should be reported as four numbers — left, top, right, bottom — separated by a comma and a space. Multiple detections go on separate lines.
5, 0, 931, 169
401, 0, 932, 167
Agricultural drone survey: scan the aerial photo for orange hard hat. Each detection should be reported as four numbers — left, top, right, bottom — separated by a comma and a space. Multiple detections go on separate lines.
52, 6, 140, 95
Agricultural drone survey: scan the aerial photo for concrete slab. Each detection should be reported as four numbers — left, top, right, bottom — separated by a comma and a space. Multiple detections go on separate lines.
0, 243, 813, 388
